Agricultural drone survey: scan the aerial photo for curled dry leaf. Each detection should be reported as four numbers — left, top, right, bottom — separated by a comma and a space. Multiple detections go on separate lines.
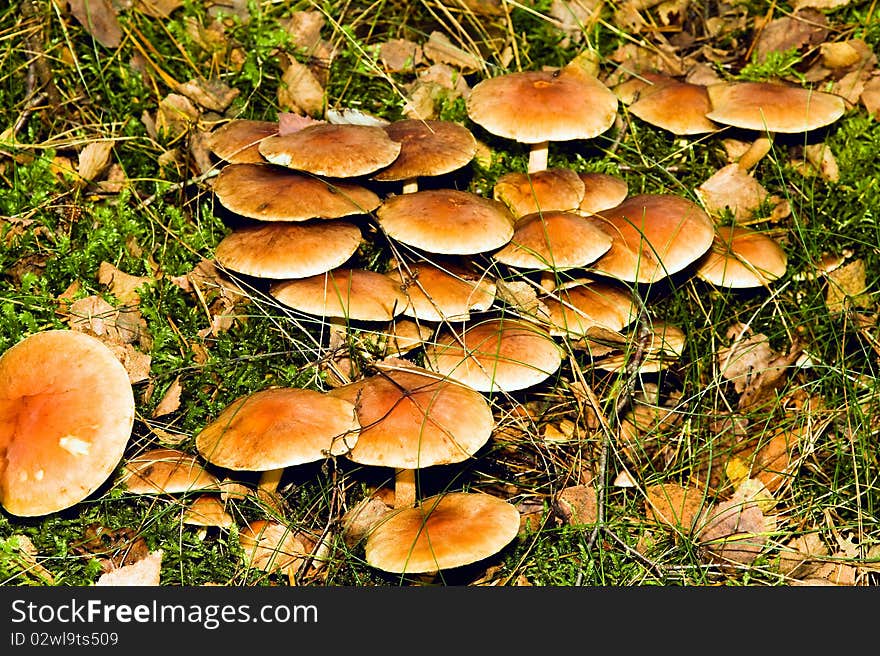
341, 496, 393, 548
98, 261, 152, 306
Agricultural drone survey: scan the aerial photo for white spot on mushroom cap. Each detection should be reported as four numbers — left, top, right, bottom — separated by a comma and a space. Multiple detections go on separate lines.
59, 435, 91, 457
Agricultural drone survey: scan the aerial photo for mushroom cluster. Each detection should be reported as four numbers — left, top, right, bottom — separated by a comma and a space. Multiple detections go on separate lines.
191, 57, 844, 578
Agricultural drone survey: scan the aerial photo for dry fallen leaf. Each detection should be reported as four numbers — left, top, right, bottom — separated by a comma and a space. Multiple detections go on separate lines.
644, 483, 708, 535
553, 484, 599, 526
68, 0, 123, 48
77, 140, 114, 183
697, 494, 774, 569
98, 261, 152, 306
151, 376, 183, 417
95, 550, 163, 586
825, 258, 871, 313
278, 58, 325, 117
379, 38, 424, 73
696, 163, 769, 221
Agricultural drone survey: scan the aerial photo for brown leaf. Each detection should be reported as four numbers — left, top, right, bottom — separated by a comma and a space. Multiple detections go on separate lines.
280, 10, 325, 52
423, 31, 482, 71
64, 295, 145, 345
156, 94, 200, 141
176, 78, 240, 112
98, 261, 152, 306
644, 483, 708, 535
825, 259, 871, 313
278, 59, 325, 117
341, 496, 393, 548
750, 11, 828, 65
135, 0, 183, 18
107, 342, 152, 384
68, 0, 123, 48
151, 376, 183, 417
861, 75, 880, 118
553, 484, 598, 526
379, 38, 424, 73
697, 495, 773, 568
696, 163, 769, 221
77, 140, 114, 182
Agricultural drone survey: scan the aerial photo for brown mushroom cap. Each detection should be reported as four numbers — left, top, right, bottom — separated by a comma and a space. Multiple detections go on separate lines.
493, 168, 586, 217
389, 259, 496, 322
120, 448, 219, 495
0, 330, 135, 517
258, 123, 402, 177
538, 278, 637, 338
373, 119, 477, 182
377, 189, 516, 255
213, 163, 381, 221
214, 220, 362, 279
628, 80, 719, 135
705, 81, 847, 133
328, 363, 494, 469
270, 268, 408, 322
425, 317, 563, 393
182, 494, 234, 528
576, 172, 629, 216
493, 210, 614, 271
695, 225, 788, 288
364, 491, 521, 573
588, 193, 715, 283
194, 387, 359, 472
466, 64, 618, 144
206, 119, 278, 164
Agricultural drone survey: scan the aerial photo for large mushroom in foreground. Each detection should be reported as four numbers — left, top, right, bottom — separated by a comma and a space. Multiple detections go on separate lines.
0, 330, 135, 517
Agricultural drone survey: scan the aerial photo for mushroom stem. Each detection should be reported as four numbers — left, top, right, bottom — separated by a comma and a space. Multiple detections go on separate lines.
737, 135, 773, 171
528, 142, 549, 173
258, 468, 284, 496
401, 179, 419, 194
393, 468, 416, 509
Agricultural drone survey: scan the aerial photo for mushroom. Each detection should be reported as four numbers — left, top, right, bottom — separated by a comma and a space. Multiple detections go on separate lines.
374, 118, 478, 193
270, 267, 409, 323
466, 60, 618, 173
194, 387, 360, 496
206, 119, 278, 164
695, 225, 788, 288
587, 193, 715, 284
214, 220, 363, 280
364, 491, 521, 574
492, 168, 586, 217
376, 189, 516, 256
628, 79, 720, 135
424, 316, 563, 393
0, 330, 135, 517
492, 209, 614, 274
258, 123, 402, 178
328, 360, 495, 509
704, 80, 847, 169
574, 172, 629, 216
535, 278, 637, 339
388, 258, 496, 323
212, 163, 381, 222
